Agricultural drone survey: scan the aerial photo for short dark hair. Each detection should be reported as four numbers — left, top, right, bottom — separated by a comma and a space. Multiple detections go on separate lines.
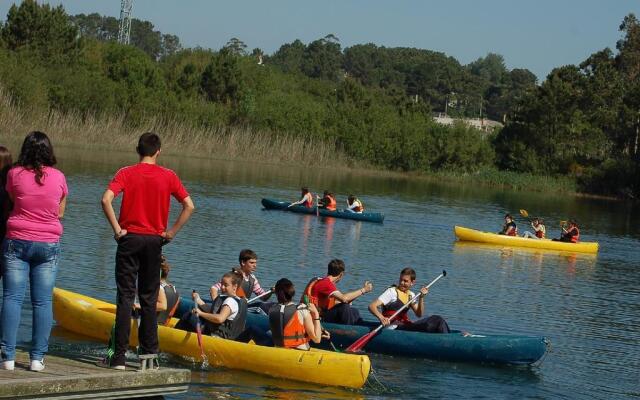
327, 259, 345, 277
301, 187, 309, 194
504, 213, 512, 220
239, 249, 257, 264
400, 267, 416, 281
275, 278, 295, 303
136, 132, 161, 157
160, 255, 171, 279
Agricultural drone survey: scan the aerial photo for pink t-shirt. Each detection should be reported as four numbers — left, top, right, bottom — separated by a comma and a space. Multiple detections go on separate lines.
5, 166, 68, 242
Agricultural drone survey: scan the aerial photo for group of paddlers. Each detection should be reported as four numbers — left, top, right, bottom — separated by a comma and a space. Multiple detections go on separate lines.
499, 213, 581, 243
159, 249, 451, 351
289, 187, 365, 213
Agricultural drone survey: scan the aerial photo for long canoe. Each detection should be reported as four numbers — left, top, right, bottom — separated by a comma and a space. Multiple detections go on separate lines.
244, 312, 548, 366
53, 288, 370, 389
454, 225, 599, 254
261, 198, 384, 223
177, 298, 548, 365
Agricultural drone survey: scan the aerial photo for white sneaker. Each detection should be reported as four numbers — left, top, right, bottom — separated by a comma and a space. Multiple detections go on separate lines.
1, 360, 15, 371
30, 360, 45, 372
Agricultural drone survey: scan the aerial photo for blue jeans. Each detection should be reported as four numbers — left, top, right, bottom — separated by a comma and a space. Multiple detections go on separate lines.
1, 239, 60, 361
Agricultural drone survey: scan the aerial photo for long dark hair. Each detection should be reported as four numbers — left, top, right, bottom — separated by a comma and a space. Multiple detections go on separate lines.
17, 131, 57, 185
0, 146, 12, 185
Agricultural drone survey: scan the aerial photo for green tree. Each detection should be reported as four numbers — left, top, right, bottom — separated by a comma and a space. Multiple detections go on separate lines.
301, 35, 343, 80
200, 48, 243, 104
1, 0, 79, 62
224, 37, 247, 56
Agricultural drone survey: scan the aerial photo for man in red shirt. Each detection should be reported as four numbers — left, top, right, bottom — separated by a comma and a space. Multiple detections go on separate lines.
308, 259, 372, 325
101, 132, 195, 369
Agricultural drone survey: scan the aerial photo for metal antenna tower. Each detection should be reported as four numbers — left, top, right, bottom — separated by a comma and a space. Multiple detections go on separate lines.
117, 0, 133, 44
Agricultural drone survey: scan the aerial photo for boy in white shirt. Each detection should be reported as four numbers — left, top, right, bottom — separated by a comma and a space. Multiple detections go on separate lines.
368, 267, 450, 333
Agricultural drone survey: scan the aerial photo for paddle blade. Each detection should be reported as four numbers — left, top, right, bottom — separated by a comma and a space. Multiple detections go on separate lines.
345, 329, 377, 353
519, 209, 529, 217
195, 319, 205, 359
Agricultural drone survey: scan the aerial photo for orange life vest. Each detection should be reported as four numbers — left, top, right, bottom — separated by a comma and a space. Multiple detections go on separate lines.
381, 287, 412, 324
302, 277, 336, 313
326, 196, 337, 211
269, 303, 310, 348
233, 270, 256, 299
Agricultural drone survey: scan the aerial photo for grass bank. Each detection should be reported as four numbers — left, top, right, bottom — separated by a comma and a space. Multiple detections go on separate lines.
0, 89, 586, 196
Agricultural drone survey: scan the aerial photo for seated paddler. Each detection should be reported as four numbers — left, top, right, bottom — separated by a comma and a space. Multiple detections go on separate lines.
288, 187, 314, 208
498, 213, 517, 236
304, 259, 372, 325
346, 194, 364, 213
157, 255, 181, 326
553, 219, 580, 243
368, 267, 450, 333
268, 278, 326, 350
210, 249, 273, 312
177, 270, 248, 340
318, 190, 337, 211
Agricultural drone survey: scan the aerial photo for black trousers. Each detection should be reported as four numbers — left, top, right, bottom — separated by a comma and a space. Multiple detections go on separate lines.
323, 303, 363, 325
113, 233, 163, 365
397, 315, 450, 333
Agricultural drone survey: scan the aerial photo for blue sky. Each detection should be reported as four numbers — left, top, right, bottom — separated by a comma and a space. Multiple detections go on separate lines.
1, 1, 638, 80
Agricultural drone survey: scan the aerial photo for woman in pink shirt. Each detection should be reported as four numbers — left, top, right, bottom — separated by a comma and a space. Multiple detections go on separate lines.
1, 132, 67, 373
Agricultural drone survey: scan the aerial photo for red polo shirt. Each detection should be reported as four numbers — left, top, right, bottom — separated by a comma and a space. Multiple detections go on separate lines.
108, 163, 189, 235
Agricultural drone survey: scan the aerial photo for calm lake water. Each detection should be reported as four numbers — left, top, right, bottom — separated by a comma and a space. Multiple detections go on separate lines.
6, 148, 640, 399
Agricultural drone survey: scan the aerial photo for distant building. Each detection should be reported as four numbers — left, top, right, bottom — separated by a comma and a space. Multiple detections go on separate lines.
432, 113, 503, 132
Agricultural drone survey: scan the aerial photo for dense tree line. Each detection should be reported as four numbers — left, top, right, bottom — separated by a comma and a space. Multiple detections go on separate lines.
493, 14, 640, 198
0, 1, 638, 197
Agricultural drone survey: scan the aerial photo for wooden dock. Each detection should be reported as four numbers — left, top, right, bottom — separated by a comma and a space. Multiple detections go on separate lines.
0, 349, 190, 399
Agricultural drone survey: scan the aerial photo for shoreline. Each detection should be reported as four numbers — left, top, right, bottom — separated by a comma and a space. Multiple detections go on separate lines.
0, 101, 621, 201
0, 134, 622, 202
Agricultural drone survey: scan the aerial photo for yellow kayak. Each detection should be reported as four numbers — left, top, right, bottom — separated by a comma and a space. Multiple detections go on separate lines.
53, 288, 371, 389
454, 225, 599, 254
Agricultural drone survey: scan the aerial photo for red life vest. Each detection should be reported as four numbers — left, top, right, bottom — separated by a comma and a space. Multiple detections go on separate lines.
302, 277, 336, 314
569, 226, 580, 243
381, 287, 412, 324
504, 221, 517, 236
269, 303, 310, 348
302, 193, 313, 208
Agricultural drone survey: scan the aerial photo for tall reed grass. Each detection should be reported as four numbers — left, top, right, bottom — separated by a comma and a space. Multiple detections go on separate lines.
0, 88, 351, 167
0, 87, 587, 196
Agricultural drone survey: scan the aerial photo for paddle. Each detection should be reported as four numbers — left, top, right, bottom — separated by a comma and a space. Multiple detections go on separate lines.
345, 270, 447, 353
316, 195, 320, 217
247, 289, 272, 305
192, 290, 206, 362
524, 209, 567, 228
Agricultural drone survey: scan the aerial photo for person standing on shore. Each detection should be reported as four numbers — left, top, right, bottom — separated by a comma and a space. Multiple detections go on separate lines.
0, 146, 13, 243
101, 132, 194, 369
1, 132, 67, 372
